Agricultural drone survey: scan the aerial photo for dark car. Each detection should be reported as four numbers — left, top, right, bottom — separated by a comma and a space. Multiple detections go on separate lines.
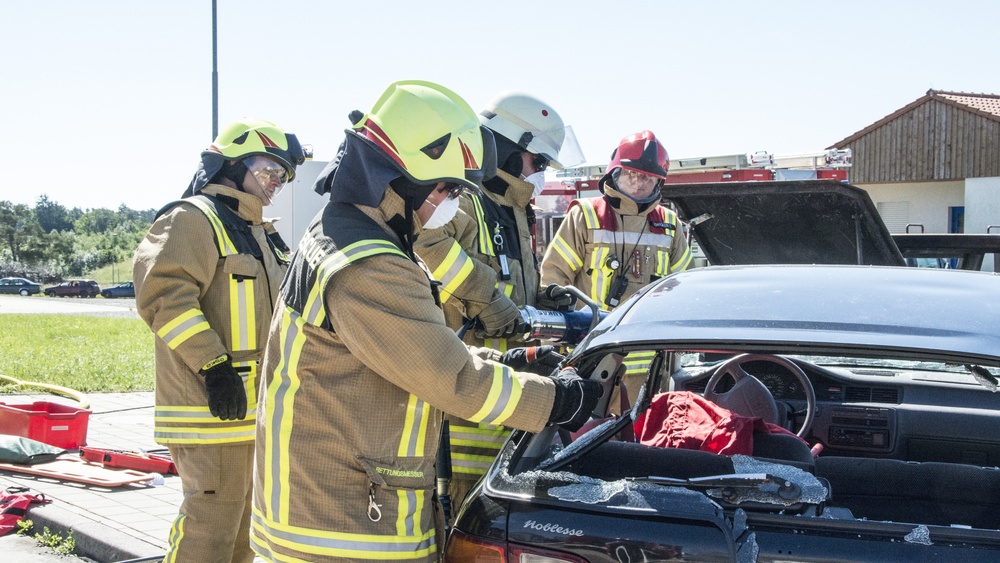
101, 281, 135, 299
44, 279, 101, 298
446, 181, 1000, 561
0, 277, 41, 296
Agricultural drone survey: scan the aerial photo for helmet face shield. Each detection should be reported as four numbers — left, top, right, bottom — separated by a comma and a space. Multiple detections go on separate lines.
244, 155, 289, 204
207, 119, 303, 182
479, 92, 585, 170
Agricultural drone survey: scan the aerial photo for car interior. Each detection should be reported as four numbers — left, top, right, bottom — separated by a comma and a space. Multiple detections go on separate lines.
506, 345, 1000, 530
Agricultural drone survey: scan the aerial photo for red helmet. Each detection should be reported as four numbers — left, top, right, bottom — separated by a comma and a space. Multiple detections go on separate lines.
607, 130, 669, 179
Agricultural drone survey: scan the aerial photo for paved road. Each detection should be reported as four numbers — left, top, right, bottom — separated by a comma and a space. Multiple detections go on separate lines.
0, 294, 139, 318
7, 531, 98, 562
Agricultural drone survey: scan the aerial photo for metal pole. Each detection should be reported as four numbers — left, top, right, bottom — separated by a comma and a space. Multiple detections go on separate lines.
212, 0, 218, 139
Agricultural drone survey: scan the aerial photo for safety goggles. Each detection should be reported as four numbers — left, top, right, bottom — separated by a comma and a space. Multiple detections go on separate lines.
437, 182, 465, 200
620, 168, 659, 185
531, 154, 550, 173
245, 156, 290, 188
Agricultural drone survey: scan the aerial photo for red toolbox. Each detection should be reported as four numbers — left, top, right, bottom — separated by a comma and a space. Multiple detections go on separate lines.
0, 401, 91, 449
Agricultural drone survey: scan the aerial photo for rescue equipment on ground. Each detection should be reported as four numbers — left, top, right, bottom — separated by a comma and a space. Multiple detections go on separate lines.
80, 447, 178, 475
0, 487, 47, 537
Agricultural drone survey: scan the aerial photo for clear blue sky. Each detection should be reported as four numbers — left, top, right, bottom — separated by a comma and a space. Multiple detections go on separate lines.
4, 0, 998, 211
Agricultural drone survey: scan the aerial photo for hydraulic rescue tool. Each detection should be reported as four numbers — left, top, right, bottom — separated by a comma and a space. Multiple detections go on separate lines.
460, 285, 609, 345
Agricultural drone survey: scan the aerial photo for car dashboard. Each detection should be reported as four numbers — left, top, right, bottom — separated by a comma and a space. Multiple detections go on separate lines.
672, 354, 1000, 465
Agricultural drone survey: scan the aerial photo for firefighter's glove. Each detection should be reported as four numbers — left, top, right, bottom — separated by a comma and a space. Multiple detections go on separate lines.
547, 367, 603, 432
474, 293, 523, 339
499, 346, 566, 376
536, 284, 577, 311
200, 355, 247, 421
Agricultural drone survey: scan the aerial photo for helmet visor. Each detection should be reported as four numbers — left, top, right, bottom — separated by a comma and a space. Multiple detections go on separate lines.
246, 156, 290, 201
546, 125, 585, 170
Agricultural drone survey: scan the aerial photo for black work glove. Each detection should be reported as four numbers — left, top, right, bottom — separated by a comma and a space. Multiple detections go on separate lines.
498, 345, 566, 376
200, 355, 247, 421
536, 284, 578, 311
547, 367, 603, 432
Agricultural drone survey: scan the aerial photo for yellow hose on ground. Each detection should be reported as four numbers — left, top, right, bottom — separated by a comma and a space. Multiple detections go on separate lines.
0, 373, 90, 410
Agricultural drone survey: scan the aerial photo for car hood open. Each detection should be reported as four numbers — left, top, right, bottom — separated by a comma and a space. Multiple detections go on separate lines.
664, 180, 905, 266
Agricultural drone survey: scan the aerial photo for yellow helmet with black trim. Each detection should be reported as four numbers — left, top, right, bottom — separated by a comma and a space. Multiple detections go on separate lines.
352, 80, 486, 191
206, 118, 306, 181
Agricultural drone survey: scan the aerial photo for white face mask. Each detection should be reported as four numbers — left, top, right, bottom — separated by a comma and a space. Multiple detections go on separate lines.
522, 171, 547, 199
422, 195, 461, 230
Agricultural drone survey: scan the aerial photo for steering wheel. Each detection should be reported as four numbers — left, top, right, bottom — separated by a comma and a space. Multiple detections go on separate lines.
702, 353, 816, 438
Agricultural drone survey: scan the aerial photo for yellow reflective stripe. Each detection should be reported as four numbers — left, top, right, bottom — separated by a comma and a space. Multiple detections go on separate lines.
451, 453, 497, 474
398, 394, 429, 458
251, 507, 436, 560
470, 195, 494, 256
154, 405, 257, 422
578, 200, 600, 229
431, 242, 474, 303
395, 489, 425, 538
230, 276, 255, 351
655, 249, 669, 276
305, 240, 407, 326
265, 307, 307, 524
467, 364, 522, 425
624, 351, 656, 375
482, 337, 509, 352
671, 244, 693, 272
587, 246, 613, 311
185, 197, 238, 256
551, 234, 583, 271
163, 513, 185, 563
156, 309, 211, 349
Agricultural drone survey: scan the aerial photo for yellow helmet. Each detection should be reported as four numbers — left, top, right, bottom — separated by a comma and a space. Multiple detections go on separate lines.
352, 80, 485, 191
206, 118, 305, 181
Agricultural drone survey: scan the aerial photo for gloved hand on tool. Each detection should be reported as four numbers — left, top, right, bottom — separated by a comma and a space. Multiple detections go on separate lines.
470, 289, 524, 339
536, 284, 577, 311
199, 354, 247, 421
547, 367, 603, 432
499, 345, 566, 376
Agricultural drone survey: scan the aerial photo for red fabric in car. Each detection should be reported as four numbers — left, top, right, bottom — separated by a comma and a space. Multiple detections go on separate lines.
634, 391, 806, 455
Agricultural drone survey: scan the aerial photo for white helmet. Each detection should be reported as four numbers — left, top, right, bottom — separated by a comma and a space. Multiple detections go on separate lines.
479, 91, 584, 170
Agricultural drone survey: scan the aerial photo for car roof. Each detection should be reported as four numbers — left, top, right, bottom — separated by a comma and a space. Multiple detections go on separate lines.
664, 180, 905, 267
580, 265, 1000, 365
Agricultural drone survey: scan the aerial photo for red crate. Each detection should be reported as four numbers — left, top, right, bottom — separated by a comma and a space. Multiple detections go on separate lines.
816, 169, 848, 181
721, 169, 773, 181
0, 401, 91, 449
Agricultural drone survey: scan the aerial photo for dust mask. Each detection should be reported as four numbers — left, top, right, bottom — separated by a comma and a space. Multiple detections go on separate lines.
522, 171, 547, 199
422, 195, 460, 230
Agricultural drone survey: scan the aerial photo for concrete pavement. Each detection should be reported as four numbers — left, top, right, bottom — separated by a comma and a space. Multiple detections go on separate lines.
0, 392, 265, 563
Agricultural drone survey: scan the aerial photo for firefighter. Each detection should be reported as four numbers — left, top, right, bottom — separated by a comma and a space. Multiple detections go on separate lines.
413, 91, 585, 509
250, 80, 602, 563
540, 130, 692, 406
133, 119, 305, 563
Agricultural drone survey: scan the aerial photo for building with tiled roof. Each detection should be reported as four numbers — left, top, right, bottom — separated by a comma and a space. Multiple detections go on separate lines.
827, 89, 1000, 244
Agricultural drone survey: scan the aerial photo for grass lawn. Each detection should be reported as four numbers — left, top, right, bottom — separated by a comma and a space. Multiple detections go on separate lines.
0, 314, 154, 394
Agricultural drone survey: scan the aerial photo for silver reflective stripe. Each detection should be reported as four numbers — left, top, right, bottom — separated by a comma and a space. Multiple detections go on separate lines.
592, 230, 674, 247
251, 510, 435, 554
155, 408, 257, 420
269, 308, 303, 518
160, 314, 209, 348
481, 371, 513, 424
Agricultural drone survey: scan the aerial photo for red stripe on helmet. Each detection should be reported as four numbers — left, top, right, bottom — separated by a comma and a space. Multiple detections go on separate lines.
361, 119, 405, 168
256, 131, 280, 148
459, 138, 479, 169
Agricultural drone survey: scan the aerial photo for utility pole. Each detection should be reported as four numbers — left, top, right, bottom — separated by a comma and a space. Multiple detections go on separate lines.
212, 0, 219, 139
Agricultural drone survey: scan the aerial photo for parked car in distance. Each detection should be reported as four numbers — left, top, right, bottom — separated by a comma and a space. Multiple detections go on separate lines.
44, 279, 102, 298
101, 281, 135, 299
0, 277, 42, 296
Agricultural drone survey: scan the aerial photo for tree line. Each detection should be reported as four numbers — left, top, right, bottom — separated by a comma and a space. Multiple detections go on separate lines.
0, 195, 156, 282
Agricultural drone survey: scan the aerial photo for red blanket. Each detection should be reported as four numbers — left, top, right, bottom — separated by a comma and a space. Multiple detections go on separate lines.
634, 391, 805, 455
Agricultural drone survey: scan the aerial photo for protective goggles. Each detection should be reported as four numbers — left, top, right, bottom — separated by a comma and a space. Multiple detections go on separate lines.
245, 156, 290, 189
437, 182, 465, 200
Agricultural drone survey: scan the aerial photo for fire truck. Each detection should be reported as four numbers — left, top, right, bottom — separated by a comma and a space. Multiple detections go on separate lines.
532, 149, 853, 262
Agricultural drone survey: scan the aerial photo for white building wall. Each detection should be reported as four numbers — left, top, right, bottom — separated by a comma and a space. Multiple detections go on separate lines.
964, 177, 1000, 235
266, 160, 329, 250
855, 180, 964, 233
